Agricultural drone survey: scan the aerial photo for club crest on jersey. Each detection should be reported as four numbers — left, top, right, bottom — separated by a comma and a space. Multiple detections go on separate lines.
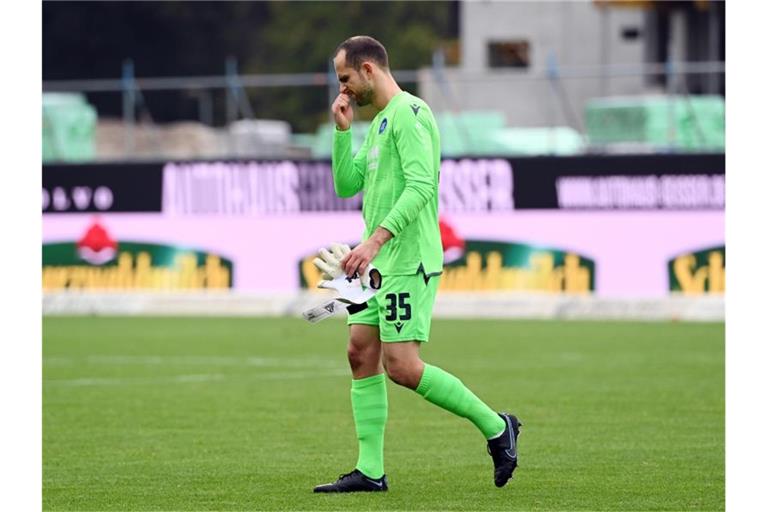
378, 118, 388, 134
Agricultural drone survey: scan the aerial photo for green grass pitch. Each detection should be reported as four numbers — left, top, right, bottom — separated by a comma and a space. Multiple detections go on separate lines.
43, 316, 724, 511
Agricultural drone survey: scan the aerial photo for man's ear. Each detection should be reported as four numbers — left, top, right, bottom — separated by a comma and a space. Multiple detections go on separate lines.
361, 61, 375, 78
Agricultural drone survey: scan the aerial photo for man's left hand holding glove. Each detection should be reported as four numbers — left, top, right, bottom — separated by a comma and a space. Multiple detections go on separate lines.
302, 242, 383, 323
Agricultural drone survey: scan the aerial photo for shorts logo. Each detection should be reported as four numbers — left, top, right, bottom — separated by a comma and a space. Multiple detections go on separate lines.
378, 118, 388, 134
394, 322, 405, 333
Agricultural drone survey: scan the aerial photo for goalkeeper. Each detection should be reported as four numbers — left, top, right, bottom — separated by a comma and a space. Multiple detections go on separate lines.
313, 36, 521, 494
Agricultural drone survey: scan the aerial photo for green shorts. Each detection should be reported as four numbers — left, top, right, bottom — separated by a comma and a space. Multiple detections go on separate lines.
347, 271, 441, 342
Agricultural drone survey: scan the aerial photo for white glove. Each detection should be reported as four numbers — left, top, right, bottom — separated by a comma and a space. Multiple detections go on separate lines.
312, 242, 383, 304
317, 266, 382, 304
312, 243, 350, 280
302, 299, 343, 323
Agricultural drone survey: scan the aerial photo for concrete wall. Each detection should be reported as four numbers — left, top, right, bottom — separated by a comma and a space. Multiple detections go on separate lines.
420, 1, 654, 128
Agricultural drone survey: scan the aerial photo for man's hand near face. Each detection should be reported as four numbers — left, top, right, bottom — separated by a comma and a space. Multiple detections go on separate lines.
331, 93, 354, 131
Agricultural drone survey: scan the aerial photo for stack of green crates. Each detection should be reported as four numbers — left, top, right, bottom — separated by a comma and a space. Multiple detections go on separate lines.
42, 93, 97, 162
585, 95, 724, 151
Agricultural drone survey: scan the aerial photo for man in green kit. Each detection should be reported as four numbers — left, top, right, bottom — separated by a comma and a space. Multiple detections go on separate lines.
313, 35, 521, 493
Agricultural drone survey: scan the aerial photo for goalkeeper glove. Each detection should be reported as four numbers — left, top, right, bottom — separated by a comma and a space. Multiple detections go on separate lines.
312, 242, 383, 304
312, 243, 350, 280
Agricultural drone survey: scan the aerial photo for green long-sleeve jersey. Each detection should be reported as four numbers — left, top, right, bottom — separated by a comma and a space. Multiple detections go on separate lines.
332, 91, 443, 276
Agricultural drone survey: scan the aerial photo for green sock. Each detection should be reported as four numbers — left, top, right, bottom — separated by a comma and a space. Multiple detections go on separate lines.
416, 364, 505, 439
351, 373, 388, 479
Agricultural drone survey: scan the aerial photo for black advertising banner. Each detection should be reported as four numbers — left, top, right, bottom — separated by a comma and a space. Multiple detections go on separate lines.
512, 153, 725, 209
43, 162, 163, 213
42, 153, 724, 214
161, 160, 362, 214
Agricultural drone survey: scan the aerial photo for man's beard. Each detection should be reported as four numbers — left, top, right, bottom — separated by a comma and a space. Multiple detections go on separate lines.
354, 86, 374, 107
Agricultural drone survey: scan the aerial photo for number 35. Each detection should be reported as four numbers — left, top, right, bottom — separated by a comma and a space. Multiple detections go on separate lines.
384, 293, 411, 321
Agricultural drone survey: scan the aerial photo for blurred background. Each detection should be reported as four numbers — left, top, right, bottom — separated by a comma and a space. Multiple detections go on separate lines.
42, 0, 725, 320
43, 0, 725, 160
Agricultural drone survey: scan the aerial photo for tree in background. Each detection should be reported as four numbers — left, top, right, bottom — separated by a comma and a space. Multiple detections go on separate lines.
254, 1, 455, 131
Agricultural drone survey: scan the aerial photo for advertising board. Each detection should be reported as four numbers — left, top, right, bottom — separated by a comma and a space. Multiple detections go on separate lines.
43, 155, 724, 297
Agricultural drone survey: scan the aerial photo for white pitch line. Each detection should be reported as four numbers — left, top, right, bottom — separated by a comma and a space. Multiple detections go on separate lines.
43, 355, 344, 369
44, 373, 226, 387
43, 368, 350, 388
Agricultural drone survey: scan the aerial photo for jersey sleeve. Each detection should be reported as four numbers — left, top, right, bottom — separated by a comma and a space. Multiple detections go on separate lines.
332, 127, 368, 198
379, 105, 436, 237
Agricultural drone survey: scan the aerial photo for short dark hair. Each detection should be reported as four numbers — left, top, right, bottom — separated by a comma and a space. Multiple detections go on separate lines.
335, 36, 389, 70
